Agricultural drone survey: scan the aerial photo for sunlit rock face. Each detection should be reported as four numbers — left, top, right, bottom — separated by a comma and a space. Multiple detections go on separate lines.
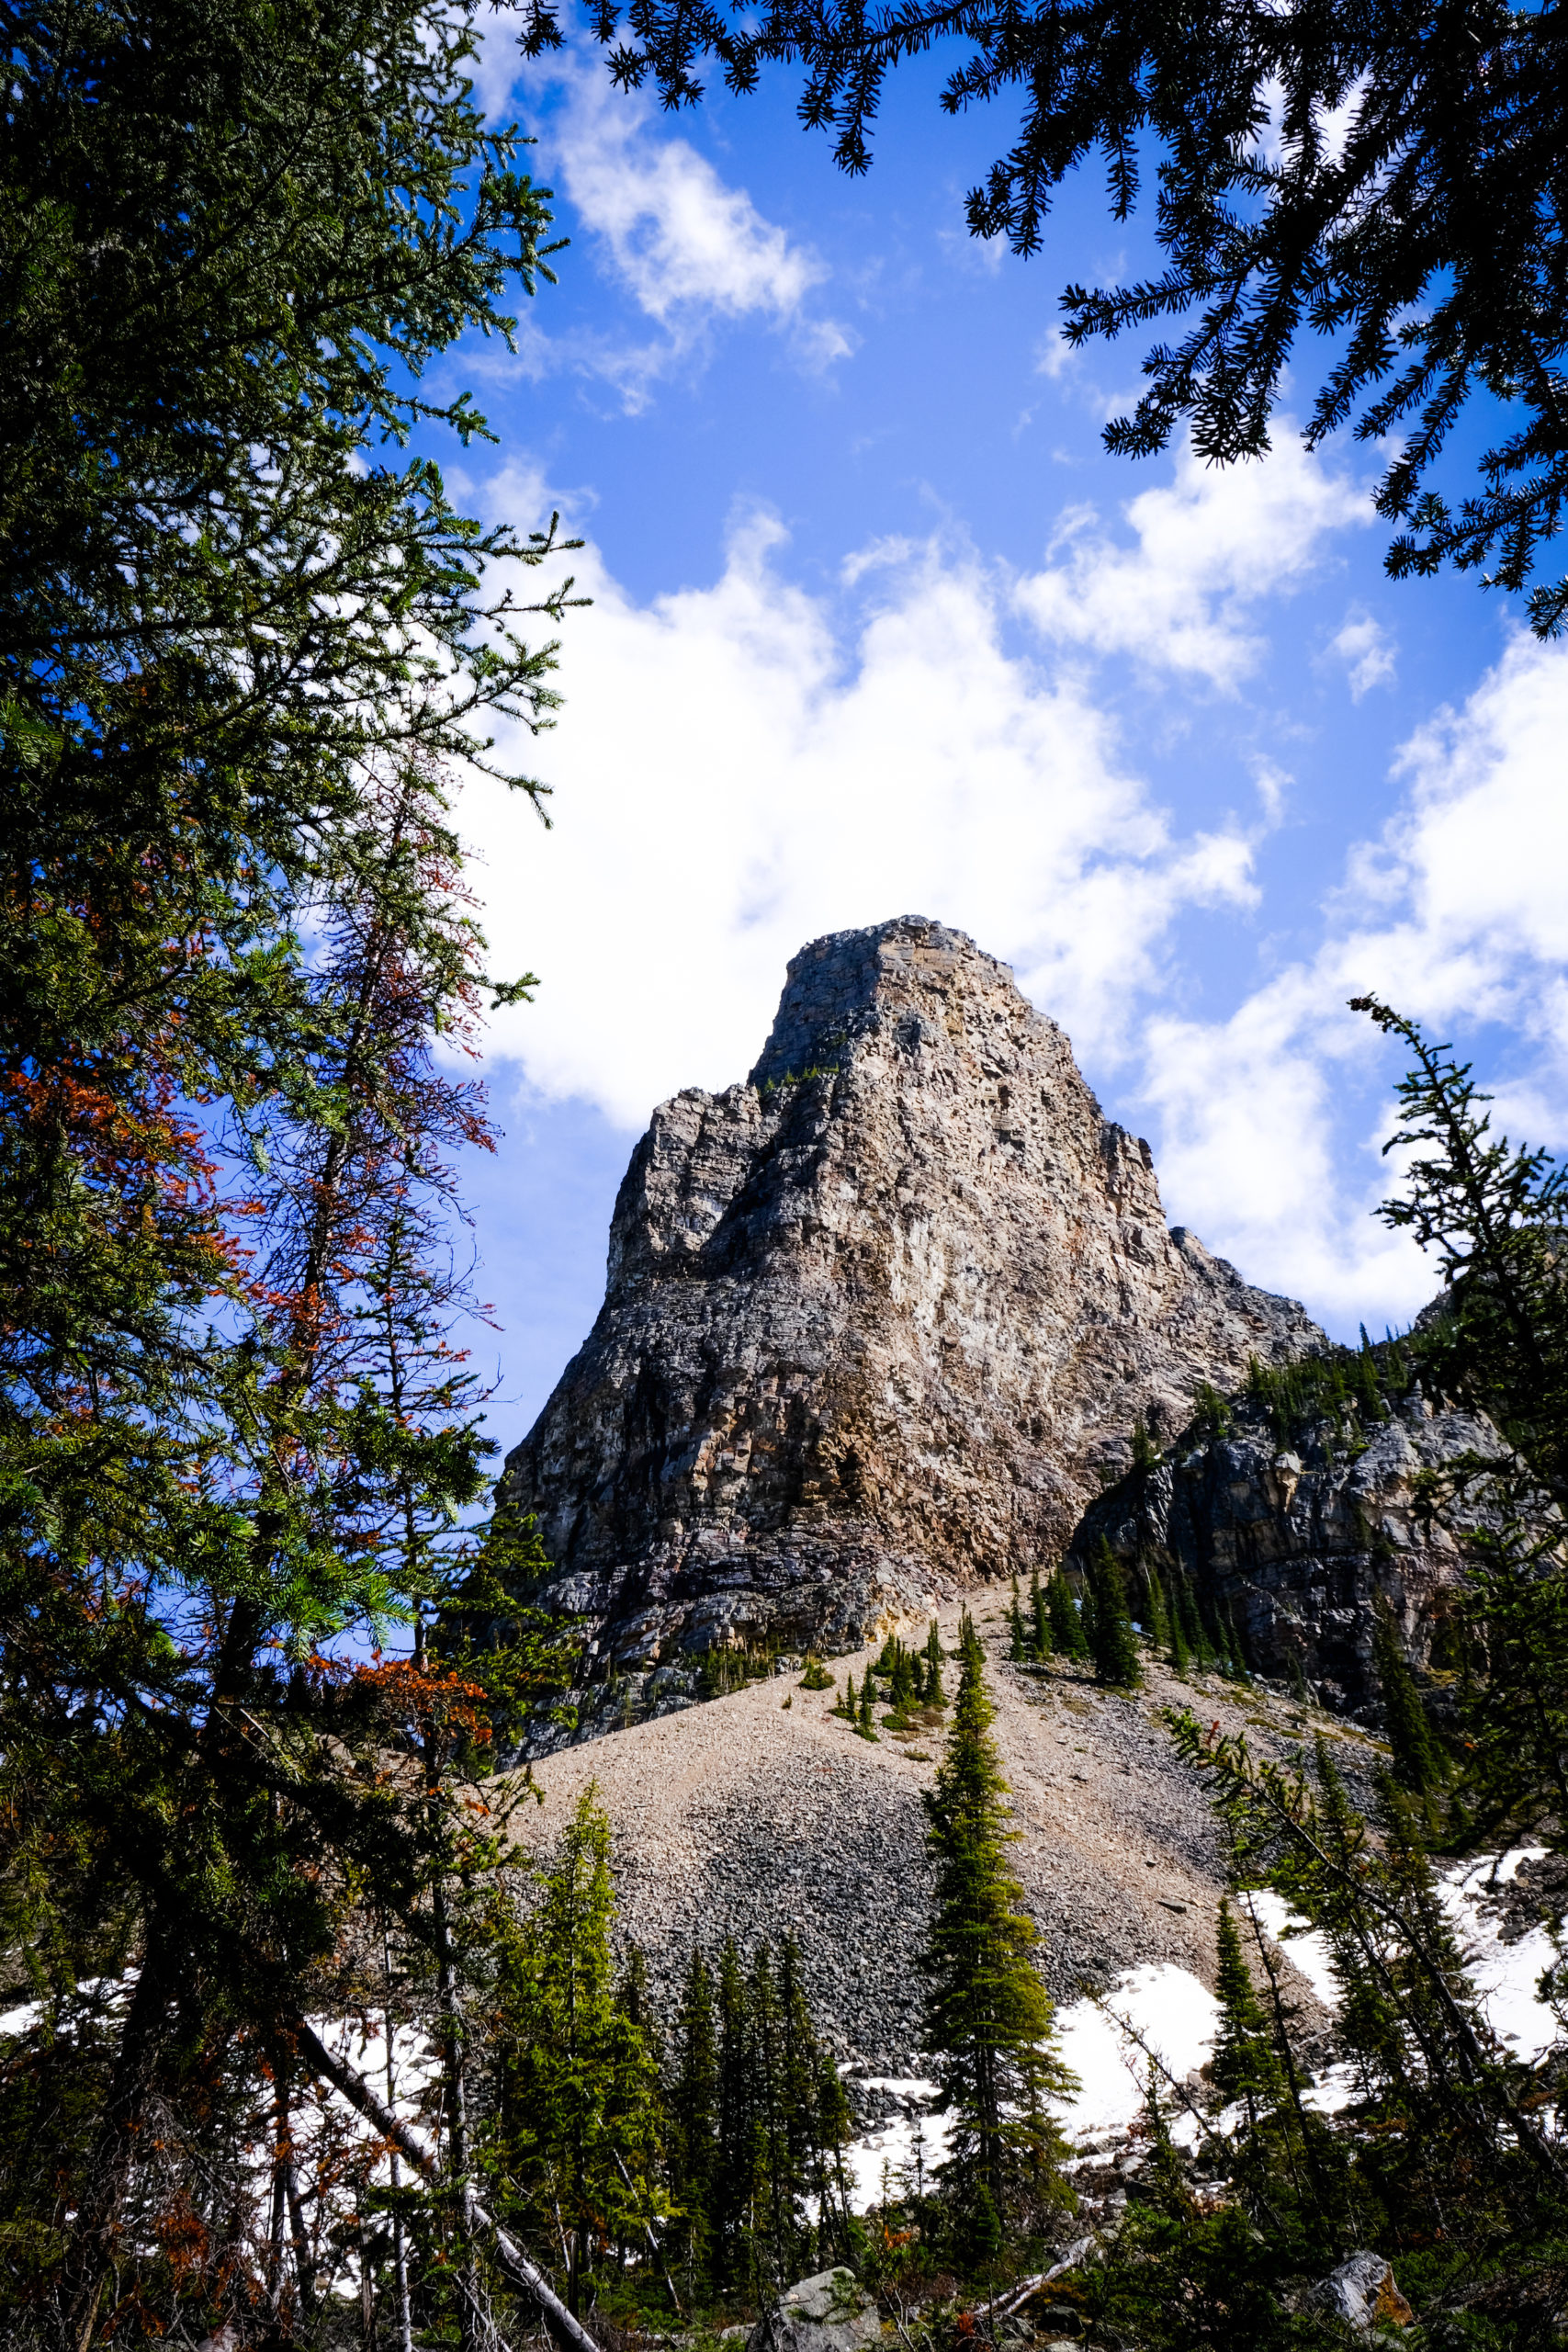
499, 917, 1321, 1722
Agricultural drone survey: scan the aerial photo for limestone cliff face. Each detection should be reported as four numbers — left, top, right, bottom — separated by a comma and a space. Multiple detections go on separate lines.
500, 918, 1322, 1715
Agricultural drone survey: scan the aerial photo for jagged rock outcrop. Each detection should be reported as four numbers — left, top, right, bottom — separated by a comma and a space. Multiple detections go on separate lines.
1065, 1376, 1519, 1715
500, 917, 1322, 1724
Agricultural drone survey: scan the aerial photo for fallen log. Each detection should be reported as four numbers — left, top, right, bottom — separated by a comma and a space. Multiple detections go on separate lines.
289, 2015, 602, 2352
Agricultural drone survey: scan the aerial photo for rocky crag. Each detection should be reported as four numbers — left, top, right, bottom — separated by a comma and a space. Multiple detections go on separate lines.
1066, 1367, 1520, 1718
501, 917, 1322, 1733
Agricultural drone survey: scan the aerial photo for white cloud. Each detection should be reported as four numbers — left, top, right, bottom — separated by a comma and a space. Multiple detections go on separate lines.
1252, 758, 1292, 823
1249, 71, 1369, 174
1034, 326, 1078, 381
459, 443, 1565, 1341
1143, 631, 1568, 1326
938, 223, 1008, 277
1353, 633, 1568, 1017
1014, 433, 1371, 689
1327, 605, 1396, 698
515, 59, 850, 393
466, 477, 1258, 1130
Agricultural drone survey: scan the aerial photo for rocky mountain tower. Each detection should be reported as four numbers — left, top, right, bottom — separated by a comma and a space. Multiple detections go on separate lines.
500, 917, 1321, 1724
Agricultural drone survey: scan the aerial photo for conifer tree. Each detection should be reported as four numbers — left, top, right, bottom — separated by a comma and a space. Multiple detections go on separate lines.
919, 1615, 1075, 2241
1172, 1574, 1206, 1669
778, 1934, 852, 2267
715, 1938, 757, 2288
922, 1620, 947, 1704
1030, 1566, 1048, 1658
1046, 1569, 1085, 1659
749, 1945, 791, 2283
857, 1676, 877, 1738
891, 1641, 919, 1713
489, 1791, 663, 2316
1077, 1562, 1100, 1657
1172, 1713, 1559, 2201
1142, 1561, 1171, 1653
1211, 1900, 1285, 2134
778, 1937, 822, 2264
1088, 1540, 1141, 1688
1372, 1600, 1444, 1795
669, 1947, 719, 2299
1009, 1574, 1026, 1661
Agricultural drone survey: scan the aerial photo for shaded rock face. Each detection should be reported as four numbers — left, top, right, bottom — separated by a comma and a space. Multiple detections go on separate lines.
500, 918, 1321, 1724
1066, 1385, 1513, 1715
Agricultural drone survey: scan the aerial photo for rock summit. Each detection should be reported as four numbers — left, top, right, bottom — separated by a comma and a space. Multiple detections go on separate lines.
500, 917, 1322, 1721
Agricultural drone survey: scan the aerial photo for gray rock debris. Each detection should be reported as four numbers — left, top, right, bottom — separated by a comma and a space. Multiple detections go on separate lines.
748, 2269, 886, 2352
500, 917, 1320, 1742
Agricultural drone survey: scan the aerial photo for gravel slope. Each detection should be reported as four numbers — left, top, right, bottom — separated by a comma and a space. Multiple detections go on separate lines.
504, 1607, 1374, 2073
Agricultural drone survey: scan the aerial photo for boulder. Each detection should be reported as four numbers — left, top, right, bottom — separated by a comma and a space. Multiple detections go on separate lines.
1309, 2250, 1415, 2331
748, 2267, 886, 2352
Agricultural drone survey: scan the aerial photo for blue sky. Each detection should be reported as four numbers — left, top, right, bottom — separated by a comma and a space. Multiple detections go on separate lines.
434, 31, 1568, 1441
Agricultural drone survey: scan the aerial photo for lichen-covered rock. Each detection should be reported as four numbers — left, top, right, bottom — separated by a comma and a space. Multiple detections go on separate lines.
500, 918, 1321, 1737
1066, 1374, 1520, 1713
748, 2269, 886, 2352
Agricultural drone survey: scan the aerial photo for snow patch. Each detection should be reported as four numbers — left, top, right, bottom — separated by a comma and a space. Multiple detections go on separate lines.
1056, 1963, 1221, 2139
1439, 1849, 1559, 2063
1244, 1889, 1340, 2008
840, 1962, 1223, 2202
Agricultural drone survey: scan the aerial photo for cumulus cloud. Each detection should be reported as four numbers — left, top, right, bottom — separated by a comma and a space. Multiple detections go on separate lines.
465, 480, 1258, 1129
1145, 631, 1568, 1326
459, 437, 1565, 1340
1015, 432, 1371, 689
1327, 605, 1397, 698
1034, 326, 1078, 380
513, 59, 849, 394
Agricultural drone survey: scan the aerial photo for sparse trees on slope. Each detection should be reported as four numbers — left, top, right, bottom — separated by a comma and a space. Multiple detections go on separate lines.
1372, 1601, 1444, 1797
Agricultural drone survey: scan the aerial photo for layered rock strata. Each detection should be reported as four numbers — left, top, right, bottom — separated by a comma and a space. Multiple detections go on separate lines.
1066, 1382, 1517, 1715
501, 918, 1322, 1721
